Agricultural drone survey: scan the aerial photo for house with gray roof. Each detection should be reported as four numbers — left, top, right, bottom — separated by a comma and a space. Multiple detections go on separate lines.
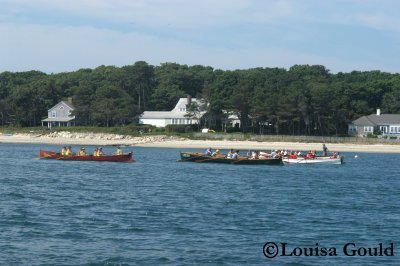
348, 109, 400, 136
41, 98, 75, 128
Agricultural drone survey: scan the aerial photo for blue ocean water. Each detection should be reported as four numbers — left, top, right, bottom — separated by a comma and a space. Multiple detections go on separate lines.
0, 143, 399, 265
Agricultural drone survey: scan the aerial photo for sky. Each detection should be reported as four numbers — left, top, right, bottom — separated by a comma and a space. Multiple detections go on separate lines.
1, 0, 400, 74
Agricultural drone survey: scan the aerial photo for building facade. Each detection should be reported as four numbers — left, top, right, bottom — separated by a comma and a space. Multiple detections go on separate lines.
139, 97, 205, 127
348, 109, 400, 136
41, 98, 75, 128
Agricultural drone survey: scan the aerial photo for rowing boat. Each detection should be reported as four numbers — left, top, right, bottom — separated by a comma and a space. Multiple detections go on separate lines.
39, 150, 134, 162
282, 156, 344, 164
179, 152, 283, 165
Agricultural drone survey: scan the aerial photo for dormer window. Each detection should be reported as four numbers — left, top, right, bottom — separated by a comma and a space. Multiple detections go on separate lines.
60, 106, 64, 110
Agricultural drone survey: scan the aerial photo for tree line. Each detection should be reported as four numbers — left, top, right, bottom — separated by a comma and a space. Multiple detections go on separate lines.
1, 61, 400, 135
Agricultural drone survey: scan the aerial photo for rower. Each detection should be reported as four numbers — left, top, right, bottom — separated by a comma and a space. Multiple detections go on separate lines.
65, 146, 72, 156
232, 150, 239, 159
78, 147, 86, 156
211, 149, 221, 156
117, 147, 123, 155
61, 146, 67, 156
98, 148, 104, 156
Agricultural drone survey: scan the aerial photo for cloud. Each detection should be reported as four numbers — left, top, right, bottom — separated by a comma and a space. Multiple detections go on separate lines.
0, 21, 391, 74
1, 0, 400, 73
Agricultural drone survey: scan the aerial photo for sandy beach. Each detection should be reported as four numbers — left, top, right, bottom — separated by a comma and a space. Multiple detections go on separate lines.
1, 131, 400, 153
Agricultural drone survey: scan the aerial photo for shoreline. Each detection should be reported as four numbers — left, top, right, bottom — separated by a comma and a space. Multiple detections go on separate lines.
1, 132, 400, 153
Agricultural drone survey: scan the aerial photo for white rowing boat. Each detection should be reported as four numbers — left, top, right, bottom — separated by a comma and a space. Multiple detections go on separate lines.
283, 156, 344, 164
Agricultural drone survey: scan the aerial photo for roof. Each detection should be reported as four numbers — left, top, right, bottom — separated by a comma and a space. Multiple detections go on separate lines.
352, 114, 400, 126
42, 117, 75, 122
140, 97, 206, 119
48, 101, 74, 112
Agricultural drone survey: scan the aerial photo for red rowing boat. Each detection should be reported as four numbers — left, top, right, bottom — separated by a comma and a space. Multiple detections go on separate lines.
39, 150, 134, 162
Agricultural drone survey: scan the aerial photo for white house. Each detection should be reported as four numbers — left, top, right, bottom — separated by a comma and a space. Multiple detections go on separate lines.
139, 96, 206, 127
41, 98, 75, 128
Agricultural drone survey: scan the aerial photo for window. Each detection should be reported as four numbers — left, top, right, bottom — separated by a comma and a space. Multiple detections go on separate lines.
59, 106, 64, 110
52, 111, 56, 118
348, 125, 357, 132
390, 126, 400, 133
364, 126, 373, 133
380, 126, 387, 134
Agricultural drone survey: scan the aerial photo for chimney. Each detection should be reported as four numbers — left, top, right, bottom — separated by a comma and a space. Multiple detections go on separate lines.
187, 95, 192, 104
67, 97, 73, 105
376, 108, 381, 116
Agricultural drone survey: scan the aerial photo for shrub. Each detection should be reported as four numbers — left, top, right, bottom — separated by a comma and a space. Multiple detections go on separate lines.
165, 124, 197, 133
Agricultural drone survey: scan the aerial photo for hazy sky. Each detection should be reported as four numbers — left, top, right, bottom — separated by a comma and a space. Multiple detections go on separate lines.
1, 0, 399, 73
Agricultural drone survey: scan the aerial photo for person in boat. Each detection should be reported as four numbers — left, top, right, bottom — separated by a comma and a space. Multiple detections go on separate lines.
332, 151, 337, 158
211, 149, 221, 157
117, 146, 123, 155
78, 147, 86, 156
204, 147, 212, 156
93, 148, 98, 156
226, 149, 234, 159
246, 150, 252, 157
289, 151, 297, 159
322, 144, 328, 156
306, 151, 313, 159
98, 148, 104, 156
231, 150, 239, 159
61, 146, 67, 156
65, 146, 72, 156
251, 151, 259, 159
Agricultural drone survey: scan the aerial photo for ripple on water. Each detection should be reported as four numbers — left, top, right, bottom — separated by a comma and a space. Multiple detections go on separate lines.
0, 144, 399, 265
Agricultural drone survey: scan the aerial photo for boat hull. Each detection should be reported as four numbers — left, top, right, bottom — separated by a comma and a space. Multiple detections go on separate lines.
179, 152, 283, 165
283, 156, 344, 164
39, 150, 134, 162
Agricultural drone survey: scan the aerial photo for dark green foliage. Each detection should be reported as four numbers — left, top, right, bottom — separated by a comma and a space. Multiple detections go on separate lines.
1, 62, 399, 135
165, 124, 197, 133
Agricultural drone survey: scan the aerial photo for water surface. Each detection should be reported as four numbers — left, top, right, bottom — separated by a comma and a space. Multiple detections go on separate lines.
0, 144, 399, 265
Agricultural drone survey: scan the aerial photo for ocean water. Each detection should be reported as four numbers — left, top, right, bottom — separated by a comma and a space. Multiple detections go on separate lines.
0, 143, 399, 265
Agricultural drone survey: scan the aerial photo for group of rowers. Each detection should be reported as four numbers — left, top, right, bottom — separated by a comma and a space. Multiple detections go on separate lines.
204, 145, 338, 160
60, 146, 123, 156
